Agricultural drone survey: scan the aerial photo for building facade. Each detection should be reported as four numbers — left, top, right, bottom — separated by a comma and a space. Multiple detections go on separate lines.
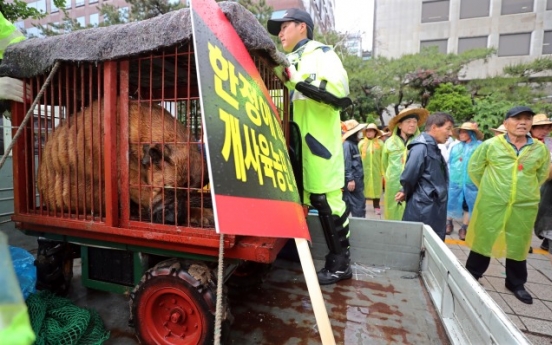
16, 0, 130, 36
373, 0, 552, 78
17, 0, 336, 37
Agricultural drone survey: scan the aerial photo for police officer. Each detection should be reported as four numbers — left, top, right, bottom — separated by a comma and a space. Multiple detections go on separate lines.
267, 9, 352, 285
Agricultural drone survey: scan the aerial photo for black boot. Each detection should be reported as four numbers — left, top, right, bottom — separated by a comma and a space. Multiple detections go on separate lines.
317, 251, 352, 285
541, 239, 549, 251
309, 194, 352, 285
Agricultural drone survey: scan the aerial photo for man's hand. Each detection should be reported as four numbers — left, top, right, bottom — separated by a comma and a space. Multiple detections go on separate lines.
347, 180, 355, 192
0, 77, 29, 103
394, 191, 405, 203
284, 64, 303, 85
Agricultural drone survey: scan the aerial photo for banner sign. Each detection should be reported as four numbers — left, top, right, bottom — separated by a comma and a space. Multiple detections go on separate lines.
190, 0, 309, 239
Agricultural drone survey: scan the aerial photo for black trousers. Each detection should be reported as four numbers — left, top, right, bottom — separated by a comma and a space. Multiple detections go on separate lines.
465, 251, 527, 289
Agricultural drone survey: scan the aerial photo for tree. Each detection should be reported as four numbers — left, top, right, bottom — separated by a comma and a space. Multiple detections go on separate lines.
344, 47, 494, 125
502, 56, 552, 79
35, 0, 272, 36
471, 94, 518, 139
1, 0, 66, 22
426, 83, 473, 123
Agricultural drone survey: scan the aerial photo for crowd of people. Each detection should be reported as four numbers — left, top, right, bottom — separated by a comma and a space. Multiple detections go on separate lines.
268, 9, 552, 296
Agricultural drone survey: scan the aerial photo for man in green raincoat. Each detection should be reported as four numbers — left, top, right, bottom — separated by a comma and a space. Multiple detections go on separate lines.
382, 108, 428, 220
359, 123, 384, 215
267, 9, 352, 285
465, 106, 550, 305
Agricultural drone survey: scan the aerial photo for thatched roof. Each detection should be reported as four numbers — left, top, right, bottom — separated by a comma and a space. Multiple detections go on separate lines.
0, 1, 288, 79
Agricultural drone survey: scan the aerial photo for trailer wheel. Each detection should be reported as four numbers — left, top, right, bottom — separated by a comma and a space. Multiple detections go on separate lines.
130, 258, 231, 345
35, 238, 75, 297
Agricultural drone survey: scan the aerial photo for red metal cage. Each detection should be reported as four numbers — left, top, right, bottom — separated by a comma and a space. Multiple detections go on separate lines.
11, 42, 290, 263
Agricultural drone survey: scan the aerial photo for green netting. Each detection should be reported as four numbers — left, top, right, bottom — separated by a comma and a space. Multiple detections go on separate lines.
26, 291, 110, 345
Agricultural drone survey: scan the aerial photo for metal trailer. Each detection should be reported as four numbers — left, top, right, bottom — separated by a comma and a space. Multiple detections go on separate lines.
1, 3, 529, 345
4, 3, 292, 344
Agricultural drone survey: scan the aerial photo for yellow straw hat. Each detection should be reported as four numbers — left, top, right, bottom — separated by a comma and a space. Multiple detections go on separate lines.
388, 107, 429, 132
364, 123, 383, 137
452, 122, 484, 141
342, 120, 367, 140
532, 114, 552, 126
490, 124, 506, 135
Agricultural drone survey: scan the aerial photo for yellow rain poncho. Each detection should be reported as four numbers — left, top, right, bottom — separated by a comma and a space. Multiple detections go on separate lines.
381, 127, 420, 220
359, 137, 384, 199
465, 135, 550, 260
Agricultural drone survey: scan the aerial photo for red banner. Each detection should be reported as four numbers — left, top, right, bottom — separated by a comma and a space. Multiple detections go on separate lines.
190, 0, 309, 240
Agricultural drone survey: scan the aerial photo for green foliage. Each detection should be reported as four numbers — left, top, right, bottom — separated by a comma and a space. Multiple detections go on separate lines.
426, 83, 473, 123
126, 0, 184, 22
364, 113, 378, 125
471, 95, 520, 139
98, 4, 128, 26
1, 0, 65, 22
343, 47, 494, 126
503, 57, 552, 78
238, 0, 272, 32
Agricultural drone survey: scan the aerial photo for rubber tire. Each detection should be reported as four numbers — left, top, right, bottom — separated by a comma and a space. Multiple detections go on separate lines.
130, 258, 231, 345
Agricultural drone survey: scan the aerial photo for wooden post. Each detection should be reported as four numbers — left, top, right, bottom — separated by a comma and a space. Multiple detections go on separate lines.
295, 238, 336, 345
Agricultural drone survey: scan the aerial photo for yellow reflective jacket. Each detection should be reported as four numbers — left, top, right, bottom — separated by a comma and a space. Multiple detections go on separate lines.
381, 127, 420, 220
465, 135, 550, 260
285, 40, 348, 194
359, 137, 384, 199
0, 12, 25, 60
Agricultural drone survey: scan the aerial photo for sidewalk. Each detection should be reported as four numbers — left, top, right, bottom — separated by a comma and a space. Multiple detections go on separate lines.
365, 201, 552, 344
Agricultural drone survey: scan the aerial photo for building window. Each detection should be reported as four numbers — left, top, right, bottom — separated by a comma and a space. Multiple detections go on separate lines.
460, 0, 490, 19
76, 16, 86, 27
89, 0, 99, 3
76, 0, 85, 7
89, 13, 99, 26
498, 33, 531, 56
28, 0, 47, 13
65, 0, 72, 9
26, 27, 43, 38
501, 0, 533, 15
547, 0, 552, 10
420, 39, 448, 54
458, 36, 487, 53
421, 1, 450, 23
544, 31, 552, 55
50, 0, 58, 12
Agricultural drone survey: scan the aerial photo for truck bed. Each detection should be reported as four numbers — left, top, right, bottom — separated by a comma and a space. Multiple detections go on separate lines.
66, 256, 448, 344
7, 217, 529, 344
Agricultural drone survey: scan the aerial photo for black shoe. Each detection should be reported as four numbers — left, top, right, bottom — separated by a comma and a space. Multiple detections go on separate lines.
505, 284, 533, 304
317, 266, 352, 285
541, 239, 549, 251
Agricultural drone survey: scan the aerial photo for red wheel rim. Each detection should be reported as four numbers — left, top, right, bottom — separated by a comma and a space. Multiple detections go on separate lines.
142, 286, 206, 345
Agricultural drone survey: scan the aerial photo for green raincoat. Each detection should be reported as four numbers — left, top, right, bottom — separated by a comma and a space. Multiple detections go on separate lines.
381, 127, 420, 220
465, 135, 550, 261
359, 137, 384, 199
0, 13, 25, 59
284, 40, 349, 210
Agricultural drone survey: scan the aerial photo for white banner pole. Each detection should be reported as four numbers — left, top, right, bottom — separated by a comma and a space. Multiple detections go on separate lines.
295, 238, 336, 345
